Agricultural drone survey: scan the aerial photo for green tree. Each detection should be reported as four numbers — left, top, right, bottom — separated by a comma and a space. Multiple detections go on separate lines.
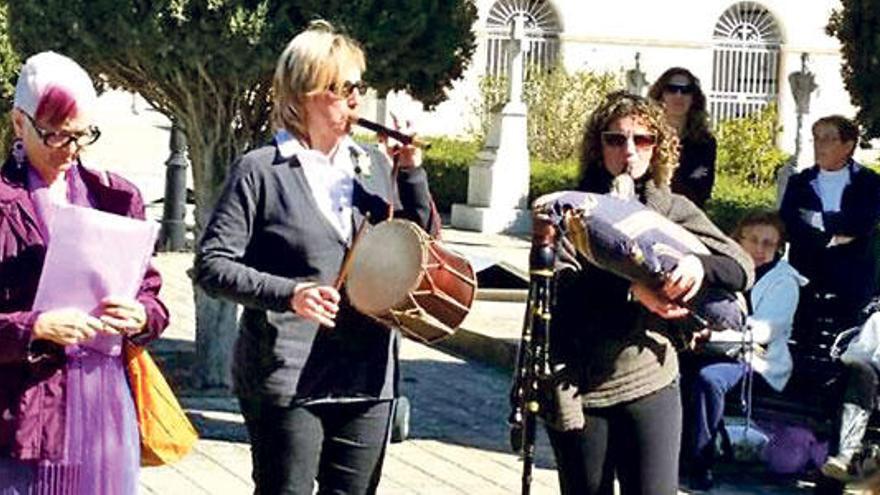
7, 0, 477, 389
827, 1, 880, 138
0, 3, 20, 148
716, 104, 788, 188
472, 65, 621, 163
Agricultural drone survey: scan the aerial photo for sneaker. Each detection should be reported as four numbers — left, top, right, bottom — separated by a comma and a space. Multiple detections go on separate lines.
821, 455, 853, 482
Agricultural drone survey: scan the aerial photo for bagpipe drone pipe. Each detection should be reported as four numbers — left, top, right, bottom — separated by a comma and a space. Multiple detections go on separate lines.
532, 190, 747, 332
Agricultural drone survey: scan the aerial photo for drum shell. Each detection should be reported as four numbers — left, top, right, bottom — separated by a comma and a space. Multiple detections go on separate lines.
345, 220, 477, 344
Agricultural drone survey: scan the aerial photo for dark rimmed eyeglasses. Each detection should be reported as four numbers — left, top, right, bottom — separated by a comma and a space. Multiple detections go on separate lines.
328, 80, 368, 99
23, 112, 101, 149
601, 131, 657, 149
663, 83, 696, 95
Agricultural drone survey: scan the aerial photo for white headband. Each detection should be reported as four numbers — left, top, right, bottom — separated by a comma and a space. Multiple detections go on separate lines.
13, 51, 97, 117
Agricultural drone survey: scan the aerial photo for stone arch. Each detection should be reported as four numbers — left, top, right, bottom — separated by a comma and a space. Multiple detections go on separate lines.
484, 0, 562, 77
708, 2, 783, 124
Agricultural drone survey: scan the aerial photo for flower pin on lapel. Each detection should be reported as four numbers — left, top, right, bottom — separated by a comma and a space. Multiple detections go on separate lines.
354, 150, 372, 179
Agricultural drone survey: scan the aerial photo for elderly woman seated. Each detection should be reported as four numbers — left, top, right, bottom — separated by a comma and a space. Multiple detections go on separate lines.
682, 211, 807, 490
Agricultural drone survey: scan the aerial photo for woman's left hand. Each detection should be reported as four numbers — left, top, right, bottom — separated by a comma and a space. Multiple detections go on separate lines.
380, 114, 422, 169
98, 296, 148, 337
662, 254, 705, 303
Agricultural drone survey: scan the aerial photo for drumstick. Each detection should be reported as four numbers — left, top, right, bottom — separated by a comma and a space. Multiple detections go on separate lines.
334, 212, 372, 291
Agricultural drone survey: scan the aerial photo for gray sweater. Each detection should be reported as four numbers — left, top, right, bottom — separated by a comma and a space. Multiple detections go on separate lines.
194, 143, 434, 406
549, 181, 754, 417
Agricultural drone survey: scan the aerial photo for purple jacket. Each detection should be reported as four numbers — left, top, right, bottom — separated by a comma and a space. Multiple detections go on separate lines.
0, 159, 169, 460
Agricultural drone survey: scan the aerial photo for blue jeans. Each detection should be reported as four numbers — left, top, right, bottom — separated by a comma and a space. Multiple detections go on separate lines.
690, 362, 749, 457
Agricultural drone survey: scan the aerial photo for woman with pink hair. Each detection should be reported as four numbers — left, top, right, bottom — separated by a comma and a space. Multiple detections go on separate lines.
0, 51, 169, 494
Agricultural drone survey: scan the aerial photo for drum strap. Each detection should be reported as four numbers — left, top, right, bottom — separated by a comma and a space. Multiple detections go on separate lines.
334, 212, 371, 290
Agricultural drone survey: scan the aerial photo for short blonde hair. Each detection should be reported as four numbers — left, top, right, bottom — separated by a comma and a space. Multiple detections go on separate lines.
271, 20, 365, 138
580, 91, 679, 188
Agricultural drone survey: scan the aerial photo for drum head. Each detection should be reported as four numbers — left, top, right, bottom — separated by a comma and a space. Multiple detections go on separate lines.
346, 220, 427, 315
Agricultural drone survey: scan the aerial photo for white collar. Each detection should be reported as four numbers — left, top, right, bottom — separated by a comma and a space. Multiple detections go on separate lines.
275, 129, 364, 162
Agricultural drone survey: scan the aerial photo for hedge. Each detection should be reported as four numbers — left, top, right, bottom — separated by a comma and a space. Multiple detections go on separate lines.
422, 137, 776, 234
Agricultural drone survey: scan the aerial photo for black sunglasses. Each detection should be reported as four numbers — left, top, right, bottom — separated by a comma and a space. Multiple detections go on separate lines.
601, 131, 657, 148
24, 112, 101, 149
328, 80, 368, 98
663, 83, 696, 95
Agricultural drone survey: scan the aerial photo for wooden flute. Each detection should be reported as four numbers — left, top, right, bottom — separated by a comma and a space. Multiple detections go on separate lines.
353, 117, 432, 150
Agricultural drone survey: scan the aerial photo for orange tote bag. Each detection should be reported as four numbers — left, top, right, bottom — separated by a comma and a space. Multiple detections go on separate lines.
124, 344, 198, 466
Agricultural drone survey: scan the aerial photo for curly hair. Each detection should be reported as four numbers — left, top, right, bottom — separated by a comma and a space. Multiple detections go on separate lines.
579, 91, 679, 188
647, 67, 713, 143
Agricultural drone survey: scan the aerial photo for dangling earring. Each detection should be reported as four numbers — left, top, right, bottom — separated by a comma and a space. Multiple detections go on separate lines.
11, 138, 25, 169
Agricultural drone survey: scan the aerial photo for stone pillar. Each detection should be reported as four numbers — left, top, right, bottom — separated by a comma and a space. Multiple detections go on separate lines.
451, 15, 531, 234
789, 53, 818, 169
626, 52, 648, 97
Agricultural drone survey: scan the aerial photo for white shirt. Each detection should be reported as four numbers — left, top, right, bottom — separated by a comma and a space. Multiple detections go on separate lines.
275, 129, 360, 241
817, 166, 851, 213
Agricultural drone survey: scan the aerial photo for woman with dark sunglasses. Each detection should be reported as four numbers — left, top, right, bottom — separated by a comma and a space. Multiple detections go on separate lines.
194, 20, 436, 494
543, 91, 753, 495
648, 67, 717, 208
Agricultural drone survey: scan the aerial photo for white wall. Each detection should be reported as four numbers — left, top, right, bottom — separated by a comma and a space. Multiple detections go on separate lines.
372, 0, 872, 163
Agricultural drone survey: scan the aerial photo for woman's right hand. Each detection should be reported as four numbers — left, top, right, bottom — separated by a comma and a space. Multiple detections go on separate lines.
630, 282, 690, 320
32, 308, 107, 346
290, 283, 340, 328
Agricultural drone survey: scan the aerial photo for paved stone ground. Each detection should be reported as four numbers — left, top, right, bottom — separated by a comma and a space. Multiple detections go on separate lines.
140, 253, 560, 495
87, 90, 860, 494
140, 253, 849, 495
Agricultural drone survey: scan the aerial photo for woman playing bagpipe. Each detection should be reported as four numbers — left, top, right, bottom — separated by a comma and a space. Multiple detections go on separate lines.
533, 92, 754, 495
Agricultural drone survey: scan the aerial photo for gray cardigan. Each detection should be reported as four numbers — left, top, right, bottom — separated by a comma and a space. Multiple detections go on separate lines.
194, 143, 434, 405
547, 181, 754, 424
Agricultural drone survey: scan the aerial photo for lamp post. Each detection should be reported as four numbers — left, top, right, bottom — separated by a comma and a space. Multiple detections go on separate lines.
158, 122, 189, 251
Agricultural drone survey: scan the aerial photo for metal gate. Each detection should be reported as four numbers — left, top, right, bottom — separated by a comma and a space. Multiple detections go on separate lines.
484, 0, 561, 77
709, 2, 782, 124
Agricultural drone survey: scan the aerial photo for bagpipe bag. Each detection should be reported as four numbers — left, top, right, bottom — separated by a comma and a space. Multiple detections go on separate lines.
533, 191, 746, 331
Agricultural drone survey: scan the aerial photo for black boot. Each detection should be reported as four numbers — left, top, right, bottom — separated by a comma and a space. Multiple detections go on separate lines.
690, 464, 714, 491
689, 444, 715, 491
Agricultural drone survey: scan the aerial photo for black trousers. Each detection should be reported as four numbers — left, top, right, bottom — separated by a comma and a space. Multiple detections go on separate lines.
239, 398, 392, 495
546, 381, 682, 495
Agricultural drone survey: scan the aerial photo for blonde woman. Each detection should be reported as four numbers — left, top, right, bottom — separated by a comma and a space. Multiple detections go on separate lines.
195, 21, 436, 494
